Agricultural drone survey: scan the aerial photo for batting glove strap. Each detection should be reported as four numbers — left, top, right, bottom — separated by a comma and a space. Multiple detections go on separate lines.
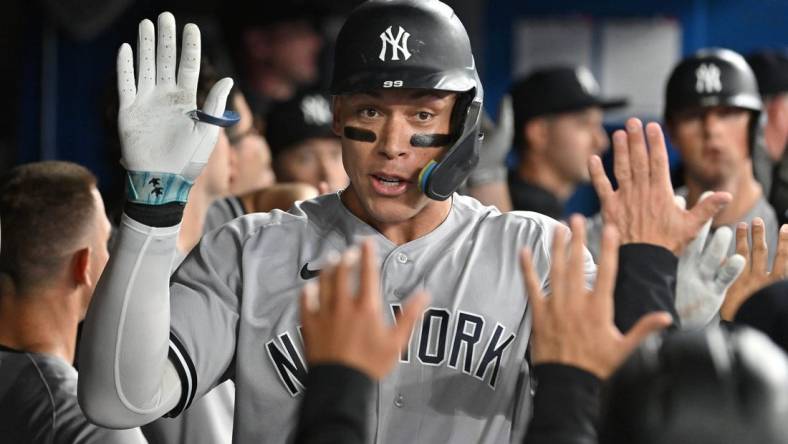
126, 170, 193, 205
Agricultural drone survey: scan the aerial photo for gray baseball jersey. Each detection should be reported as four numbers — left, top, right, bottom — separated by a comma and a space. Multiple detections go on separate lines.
0, 345, 147, 444
203, 196, 247, 234
166, 192, 595, 443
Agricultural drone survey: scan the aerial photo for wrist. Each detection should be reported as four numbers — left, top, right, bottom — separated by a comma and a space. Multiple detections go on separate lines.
126, 170, 193, 205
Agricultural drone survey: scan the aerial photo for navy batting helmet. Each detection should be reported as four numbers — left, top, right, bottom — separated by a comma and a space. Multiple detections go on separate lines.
330, 0, 483, 201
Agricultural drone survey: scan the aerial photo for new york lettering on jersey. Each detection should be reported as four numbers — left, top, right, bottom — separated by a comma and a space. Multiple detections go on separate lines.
266, 306, 517, 396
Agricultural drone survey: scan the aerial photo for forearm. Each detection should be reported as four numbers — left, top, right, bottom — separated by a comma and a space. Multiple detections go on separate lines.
78, 213, 181, 427
295, 364, 373, 444
614, 244, 679, 332
467, 181, 512, 212
524, 364, 600, 444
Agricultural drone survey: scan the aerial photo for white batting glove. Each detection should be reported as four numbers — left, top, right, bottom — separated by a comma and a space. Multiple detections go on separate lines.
467, 95, 513, 186
675, 194, 745, 329
117, 12, 233, 205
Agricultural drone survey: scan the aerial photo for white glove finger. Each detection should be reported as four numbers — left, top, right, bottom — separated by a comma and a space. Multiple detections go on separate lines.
117, 43, 136, 109
136, 19, 155, 94
156, 12, 177, 87
177, 23, 201, 94
699, 226, 733, 277
496, 94, 514, 142
202, 77, 234, 117
715, 254, 746, 293
674, 195, 686, 210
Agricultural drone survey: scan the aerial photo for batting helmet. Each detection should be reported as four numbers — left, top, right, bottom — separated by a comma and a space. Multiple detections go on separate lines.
601, 326, 788, 444
330, 0, 483, 201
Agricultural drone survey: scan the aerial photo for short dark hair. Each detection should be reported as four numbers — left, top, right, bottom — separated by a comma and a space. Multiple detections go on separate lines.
0, 161, 98, 291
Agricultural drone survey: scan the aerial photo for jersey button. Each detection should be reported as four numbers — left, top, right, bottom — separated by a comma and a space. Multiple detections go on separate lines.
394, 394, 404, 408
396, 253, 408, 264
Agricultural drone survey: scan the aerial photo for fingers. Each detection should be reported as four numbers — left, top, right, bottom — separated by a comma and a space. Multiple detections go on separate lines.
567, 215, 588, 297
626, 118, 649, 186
716, 254, 746, 291
393, 291, 429, 349
772, 225, 788, 278
699, 225, 732, 278
202, 77, 234, 117
621, 311, 673, 355
612, 130, 631, 188
735, 222, 750, 259
548, 226, 569, 301
333, 248, 358, 315
589, 155, 614, 205
318, 253, 339, 314
520, 248, 543, 301
594, 225, 620, 308
645, 122, 671, 190
156, 12, 177, 87
117, 43, 136, 108
177, 23, 201, 94
136, 18, 155, 94
497, 95, 514, 135
302, 282, 319, 314
687, 191, 731, 232
357, 239, 381, 312
751, 218, 768, 273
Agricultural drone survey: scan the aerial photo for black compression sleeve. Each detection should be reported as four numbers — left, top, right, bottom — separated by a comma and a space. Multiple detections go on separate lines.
614, 244, 679, 332
295, 364, 373, 444
524, 364, 601, 444
124, 202, 186, 227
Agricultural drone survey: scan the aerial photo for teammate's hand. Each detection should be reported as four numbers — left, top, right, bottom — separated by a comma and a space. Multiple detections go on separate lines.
117, 12, 233, 203
522, 215, 672, 379
720, 220, 788, 320
589, 118, 731, 255
675, 194, 745, 329
300, 239, 429, 380
467, 95, 513, 186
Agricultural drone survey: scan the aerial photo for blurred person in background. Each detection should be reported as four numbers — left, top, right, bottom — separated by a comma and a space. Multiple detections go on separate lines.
266, 90, 348, 194
748, 50, 788, 225
665, 48, 779, 260
203, 87, 277, 232
508, 66, 626, 219
223, 9, 324, 119
0, 161, 145, 443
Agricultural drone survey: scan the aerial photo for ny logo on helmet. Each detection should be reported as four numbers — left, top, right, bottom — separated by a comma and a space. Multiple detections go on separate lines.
379, 26, 412, 62
695, 63, 723, 94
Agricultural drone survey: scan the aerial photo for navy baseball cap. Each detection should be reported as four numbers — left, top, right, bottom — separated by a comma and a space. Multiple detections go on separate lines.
265, 91, 337, 157
747, 50, 788, 96
510, 66, 628, 125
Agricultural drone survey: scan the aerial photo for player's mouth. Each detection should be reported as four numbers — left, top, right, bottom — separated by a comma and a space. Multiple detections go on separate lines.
369, 172, 411, 196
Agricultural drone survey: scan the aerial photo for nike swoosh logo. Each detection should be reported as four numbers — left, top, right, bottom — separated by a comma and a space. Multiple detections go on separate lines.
300, 263, 321, 280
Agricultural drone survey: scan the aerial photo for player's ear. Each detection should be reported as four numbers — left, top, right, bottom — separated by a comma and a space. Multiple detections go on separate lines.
525, 118, 549, 154
332, 96, 343, 137
70, 247, 92, 288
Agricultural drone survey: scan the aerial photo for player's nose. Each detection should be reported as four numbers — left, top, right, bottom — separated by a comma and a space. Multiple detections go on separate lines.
377, 115, 411, 160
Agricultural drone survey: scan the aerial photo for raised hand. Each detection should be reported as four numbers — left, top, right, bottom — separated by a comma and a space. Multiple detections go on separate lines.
300, 240, 429, 380
589, 118, 731, 255
117, 12, 234, 205
523, 215, 672, 379
721, 219, 788, 320
675, 194, 746, 329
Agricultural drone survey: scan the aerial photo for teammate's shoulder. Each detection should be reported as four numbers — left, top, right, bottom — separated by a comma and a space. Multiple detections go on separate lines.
209, 192, 340, 241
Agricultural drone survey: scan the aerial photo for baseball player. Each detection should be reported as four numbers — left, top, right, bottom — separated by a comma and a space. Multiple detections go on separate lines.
0, 162, 145, 443
265, 90, 349, 194
508, 66, 626, 219
78, 2, 724, 442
